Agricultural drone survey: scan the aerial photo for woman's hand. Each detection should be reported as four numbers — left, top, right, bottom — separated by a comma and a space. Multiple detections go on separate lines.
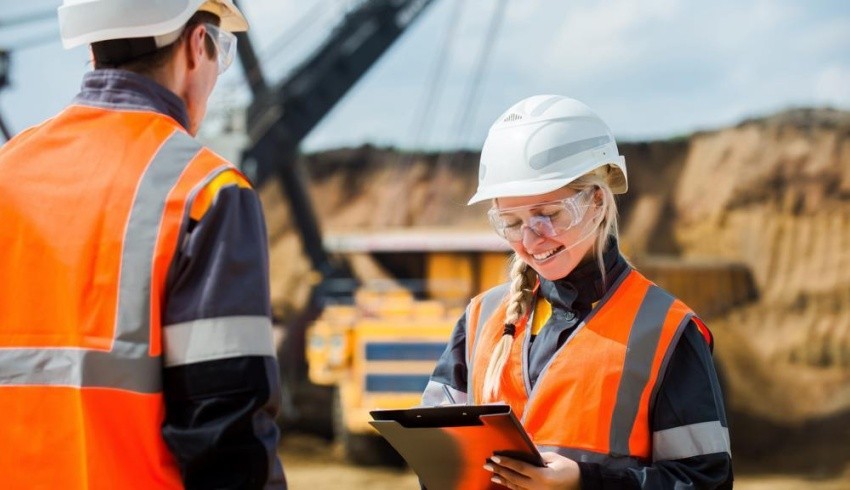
483, 452, 580, 490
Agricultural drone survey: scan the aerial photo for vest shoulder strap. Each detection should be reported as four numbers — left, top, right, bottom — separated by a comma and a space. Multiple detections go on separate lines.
466, 283, 509, 365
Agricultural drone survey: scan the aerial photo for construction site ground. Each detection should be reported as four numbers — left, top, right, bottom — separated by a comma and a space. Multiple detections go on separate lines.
278, 434, 850, 489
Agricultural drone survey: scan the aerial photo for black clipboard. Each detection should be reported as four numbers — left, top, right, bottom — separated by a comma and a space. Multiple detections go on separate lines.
370, 405, 544, 490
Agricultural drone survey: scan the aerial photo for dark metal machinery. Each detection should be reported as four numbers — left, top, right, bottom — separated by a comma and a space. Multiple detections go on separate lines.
0, 8, 58, 142
0, 49, 8, 90
241, 0, 434, 279
0, 49, 11, 141
234, 0, 436, 431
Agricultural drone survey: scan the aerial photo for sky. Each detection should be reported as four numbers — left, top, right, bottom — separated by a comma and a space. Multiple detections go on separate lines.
1, 0, 849, 153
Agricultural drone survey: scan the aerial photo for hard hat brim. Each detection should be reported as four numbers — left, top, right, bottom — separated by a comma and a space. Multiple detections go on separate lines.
468, 157, 628, 205
468, 177, 579, 205
200, 0, 248, 32
59, 0, 248, 49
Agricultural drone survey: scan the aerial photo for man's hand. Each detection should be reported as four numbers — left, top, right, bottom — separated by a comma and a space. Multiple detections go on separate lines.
483, 452, 580, 490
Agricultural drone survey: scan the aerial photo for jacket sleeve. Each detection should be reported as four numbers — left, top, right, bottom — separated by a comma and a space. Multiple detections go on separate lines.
160, 171, 287, 490
578, 321, 734, 490
422, 312, 470, 406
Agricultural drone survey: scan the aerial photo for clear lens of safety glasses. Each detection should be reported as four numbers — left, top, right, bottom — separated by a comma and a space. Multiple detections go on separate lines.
204, 23, 237, 74
488, 188, 596, 242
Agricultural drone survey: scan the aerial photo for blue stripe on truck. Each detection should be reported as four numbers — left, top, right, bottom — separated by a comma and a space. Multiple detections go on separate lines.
366, 374, 432, 393
365, 342, 446, 361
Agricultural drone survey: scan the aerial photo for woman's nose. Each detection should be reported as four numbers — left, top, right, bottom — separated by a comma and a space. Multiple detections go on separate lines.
521, 224, 545, 248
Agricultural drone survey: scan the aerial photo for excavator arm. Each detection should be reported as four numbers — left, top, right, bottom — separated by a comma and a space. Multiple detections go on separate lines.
233, 0, 436, 430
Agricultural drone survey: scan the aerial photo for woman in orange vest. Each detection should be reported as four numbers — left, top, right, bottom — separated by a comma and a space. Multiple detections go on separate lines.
423, 95, 732, 489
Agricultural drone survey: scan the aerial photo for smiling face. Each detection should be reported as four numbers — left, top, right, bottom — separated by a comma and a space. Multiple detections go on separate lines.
495, 186, 601, 281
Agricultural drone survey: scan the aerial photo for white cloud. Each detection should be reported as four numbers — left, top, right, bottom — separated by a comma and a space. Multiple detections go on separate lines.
3, 0, 849, 149
543, 0, 683, 81
814, 64, 850, 106
796, 15, 850, 55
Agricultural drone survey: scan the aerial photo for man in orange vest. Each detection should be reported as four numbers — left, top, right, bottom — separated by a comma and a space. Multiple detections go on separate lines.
423, 95, 732, 489
0, 1, 286, 488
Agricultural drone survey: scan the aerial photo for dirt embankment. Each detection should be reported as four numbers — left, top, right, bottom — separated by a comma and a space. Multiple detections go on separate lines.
665, 109, 850, 475
673, 111, 850, 423
261, 108, 850, 475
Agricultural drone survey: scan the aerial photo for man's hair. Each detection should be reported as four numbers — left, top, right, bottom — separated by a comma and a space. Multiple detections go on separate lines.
92, 11, 220, 74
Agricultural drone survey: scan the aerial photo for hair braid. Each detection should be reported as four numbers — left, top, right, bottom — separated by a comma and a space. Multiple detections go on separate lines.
482, 255, 537, 402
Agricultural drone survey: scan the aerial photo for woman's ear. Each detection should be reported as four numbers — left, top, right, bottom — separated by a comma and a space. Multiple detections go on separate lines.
594, 186, 604, 206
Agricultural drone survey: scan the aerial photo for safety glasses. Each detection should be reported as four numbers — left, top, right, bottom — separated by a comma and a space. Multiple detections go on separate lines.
488, 188, 595, 242
203, 23, 237, 74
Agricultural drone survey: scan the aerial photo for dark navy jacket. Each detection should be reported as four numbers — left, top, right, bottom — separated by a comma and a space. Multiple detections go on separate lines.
75, 69, 286, 489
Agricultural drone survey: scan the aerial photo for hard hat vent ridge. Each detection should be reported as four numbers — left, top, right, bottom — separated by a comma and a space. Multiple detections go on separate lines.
468, 95, 629, 205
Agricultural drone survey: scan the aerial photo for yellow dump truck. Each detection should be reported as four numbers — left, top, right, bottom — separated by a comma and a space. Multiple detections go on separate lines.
306, 231, 511, 464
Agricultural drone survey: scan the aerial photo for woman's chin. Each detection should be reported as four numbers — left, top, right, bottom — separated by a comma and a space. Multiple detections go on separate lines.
528, 254, 578, 281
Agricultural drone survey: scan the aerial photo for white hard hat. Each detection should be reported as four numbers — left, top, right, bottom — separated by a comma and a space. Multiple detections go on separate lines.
58, 0, 248, 49
468, 95, 627, 205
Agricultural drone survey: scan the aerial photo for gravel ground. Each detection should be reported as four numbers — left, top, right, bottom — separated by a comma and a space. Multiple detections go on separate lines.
279, 435, 850, 489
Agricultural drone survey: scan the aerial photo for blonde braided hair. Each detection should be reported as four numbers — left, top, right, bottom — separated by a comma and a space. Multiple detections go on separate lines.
482, 255, 537, 402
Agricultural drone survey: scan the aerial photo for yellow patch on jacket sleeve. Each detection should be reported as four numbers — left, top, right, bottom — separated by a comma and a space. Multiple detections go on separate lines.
189, 169, 252, 221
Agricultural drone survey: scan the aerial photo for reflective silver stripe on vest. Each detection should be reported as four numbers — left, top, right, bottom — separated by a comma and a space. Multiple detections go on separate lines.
467, 284, 508, 404
0, 130, 200, 393
0, 345, 162, 393
117, 130, 200, 346
537, 445, 645, 470
653, 421, 731, 461
609, 285, 675, 457
470, 284, 509, 359
163, 316, 275, 367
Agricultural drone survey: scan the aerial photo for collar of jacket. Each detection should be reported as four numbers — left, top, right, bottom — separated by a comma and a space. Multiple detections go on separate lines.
73, 69, 190, 131
537, 237, 625, 316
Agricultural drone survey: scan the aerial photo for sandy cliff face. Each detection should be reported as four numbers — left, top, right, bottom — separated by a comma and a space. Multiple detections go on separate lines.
304, 148, 485, 230
261, 108, 850, 423
670, 110, 850, 421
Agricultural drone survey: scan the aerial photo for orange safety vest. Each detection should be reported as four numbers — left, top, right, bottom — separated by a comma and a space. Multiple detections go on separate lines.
466, 269, 709, 467
0, 104, 241, 488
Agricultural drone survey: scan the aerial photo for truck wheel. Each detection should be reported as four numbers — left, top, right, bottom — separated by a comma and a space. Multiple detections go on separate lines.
332, 387, 405, 467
